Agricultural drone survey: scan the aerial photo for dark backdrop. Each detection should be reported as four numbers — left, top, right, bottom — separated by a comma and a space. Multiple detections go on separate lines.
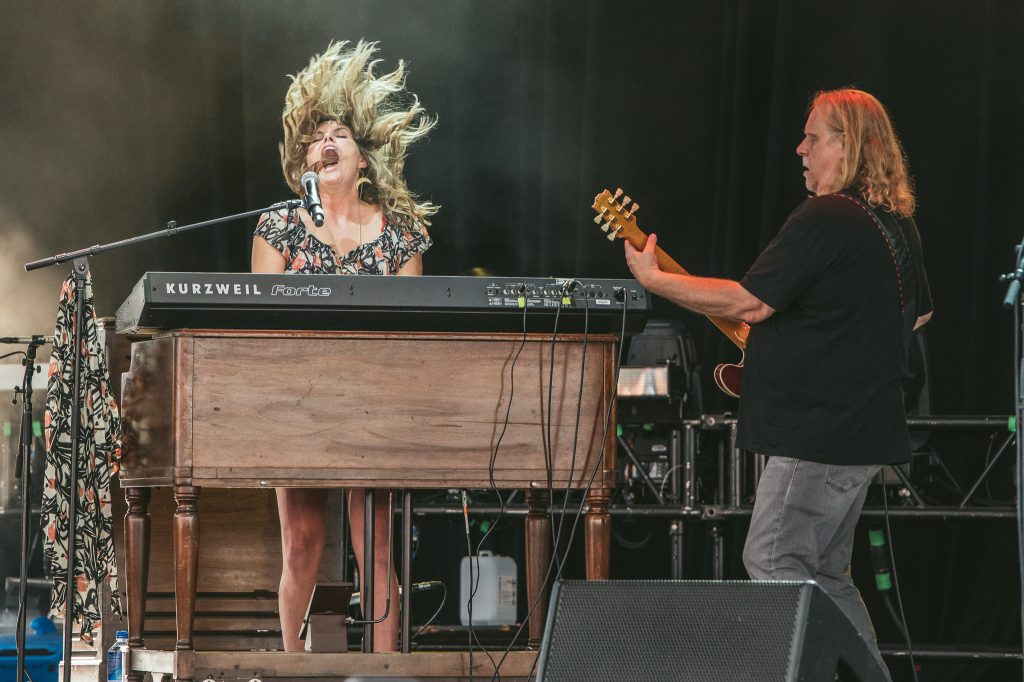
2, 2, 1022, 679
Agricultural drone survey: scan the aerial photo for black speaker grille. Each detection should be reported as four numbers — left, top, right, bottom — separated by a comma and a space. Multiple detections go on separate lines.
538, 580, 808, 682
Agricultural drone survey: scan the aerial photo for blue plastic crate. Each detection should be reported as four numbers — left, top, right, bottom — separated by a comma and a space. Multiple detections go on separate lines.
0, 617, 61, 682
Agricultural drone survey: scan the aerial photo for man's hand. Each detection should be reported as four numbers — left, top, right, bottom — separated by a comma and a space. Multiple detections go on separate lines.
624, 232, 662, 289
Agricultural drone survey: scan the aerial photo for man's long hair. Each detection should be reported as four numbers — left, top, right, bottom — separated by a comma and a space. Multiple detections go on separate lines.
280, 40, 438, 229
813, 89, 916, 217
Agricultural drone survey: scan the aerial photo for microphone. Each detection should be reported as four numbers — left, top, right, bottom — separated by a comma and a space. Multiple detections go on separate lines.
0, 336, 52, 345
300, 171, 326, 227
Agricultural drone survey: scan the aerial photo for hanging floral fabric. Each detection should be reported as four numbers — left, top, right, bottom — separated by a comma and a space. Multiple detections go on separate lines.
43, 270, 123, 642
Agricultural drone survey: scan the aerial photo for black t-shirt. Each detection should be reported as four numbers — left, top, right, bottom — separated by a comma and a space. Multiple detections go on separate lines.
737, 193, 932, 465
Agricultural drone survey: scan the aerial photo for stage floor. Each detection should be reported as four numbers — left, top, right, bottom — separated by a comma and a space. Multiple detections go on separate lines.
132, 649, 540, 681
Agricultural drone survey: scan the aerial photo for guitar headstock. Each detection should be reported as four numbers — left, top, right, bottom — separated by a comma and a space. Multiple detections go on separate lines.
592, 188, 644, 244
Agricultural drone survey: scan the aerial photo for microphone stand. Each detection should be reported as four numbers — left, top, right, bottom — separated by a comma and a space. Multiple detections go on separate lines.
23, 199, 302, 682
11, 336, 47, 682
998, 235, 1024, 682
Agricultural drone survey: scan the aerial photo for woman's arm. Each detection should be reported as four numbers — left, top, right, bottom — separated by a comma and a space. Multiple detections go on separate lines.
397, 253, 423, 276
252, 233, 287, 273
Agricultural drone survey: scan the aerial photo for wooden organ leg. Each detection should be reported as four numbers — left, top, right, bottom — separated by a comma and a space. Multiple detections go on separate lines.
172, 485, 199, 682
124, 486, 151, 682
524, 488, 552, 648
584, 484, 611, 579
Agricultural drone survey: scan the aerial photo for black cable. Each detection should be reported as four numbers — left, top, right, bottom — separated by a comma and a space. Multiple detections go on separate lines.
464, 491, 475, 682
493, 280, 592, 679
490, 285, 602, 680
490, 285, 625, 681
492, 532, 563, 682
483, 283, 579, 681
554, 291, 629, 563
881, 593, 909, 644
539, 279, 589, 562
882, 482, 919, 682
535, 279, 591, 579
411, 582, 447, 642
553, 282, 590, 577
525, 292, 631, 682
468, 287, 530, 682
463, 490, 502, 682
0, 350, 27, 361
543, 297, 562, 546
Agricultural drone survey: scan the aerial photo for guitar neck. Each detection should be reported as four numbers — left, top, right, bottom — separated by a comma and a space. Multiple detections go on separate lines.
625, 232, 749, 350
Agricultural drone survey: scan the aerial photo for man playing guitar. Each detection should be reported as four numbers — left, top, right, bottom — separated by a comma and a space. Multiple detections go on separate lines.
622, 89, 932, 680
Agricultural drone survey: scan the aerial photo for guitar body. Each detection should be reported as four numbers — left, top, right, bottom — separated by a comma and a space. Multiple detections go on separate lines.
592, 188, 750, 398
713, 357, 744, 399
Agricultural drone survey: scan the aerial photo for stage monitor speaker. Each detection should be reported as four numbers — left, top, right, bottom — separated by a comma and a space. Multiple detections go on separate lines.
535, 580, 888, 682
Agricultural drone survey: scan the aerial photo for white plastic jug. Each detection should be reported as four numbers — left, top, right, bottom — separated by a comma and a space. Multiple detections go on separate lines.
459, 551, 517, 626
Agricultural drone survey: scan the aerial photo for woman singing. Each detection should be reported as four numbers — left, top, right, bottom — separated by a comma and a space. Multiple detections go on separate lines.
251, 40, 438, 652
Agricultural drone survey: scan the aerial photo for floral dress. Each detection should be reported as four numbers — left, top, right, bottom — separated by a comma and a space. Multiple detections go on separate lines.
253, 208, 431, 274
44, 272, 123, 641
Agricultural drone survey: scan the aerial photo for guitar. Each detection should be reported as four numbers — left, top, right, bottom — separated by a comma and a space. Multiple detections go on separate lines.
592, 188, 749, 398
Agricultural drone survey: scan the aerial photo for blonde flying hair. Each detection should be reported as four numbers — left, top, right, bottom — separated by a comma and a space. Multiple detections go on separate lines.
812, 89, 916, 217
280, 40, 438, 229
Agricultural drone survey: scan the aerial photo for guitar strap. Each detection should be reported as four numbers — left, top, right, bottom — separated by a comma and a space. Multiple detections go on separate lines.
833, 192, 919, 362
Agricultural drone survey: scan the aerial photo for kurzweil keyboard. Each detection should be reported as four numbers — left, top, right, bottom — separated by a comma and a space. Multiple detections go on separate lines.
115, 272, 651, 335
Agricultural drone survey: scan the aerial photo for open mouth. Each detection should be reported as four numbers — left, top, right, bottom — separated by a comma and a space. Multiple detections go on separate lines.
320, 148, 340, 171
309, 146, 341, 174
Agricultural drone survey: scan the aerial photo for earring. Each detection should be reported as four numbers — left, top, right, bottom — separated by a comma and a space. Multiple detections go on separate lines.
355, 168, 371, 199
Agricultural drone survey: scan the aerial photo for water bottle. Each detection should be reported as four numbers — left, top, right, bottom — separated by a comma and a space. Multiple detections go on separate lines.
106, 630, 129, 682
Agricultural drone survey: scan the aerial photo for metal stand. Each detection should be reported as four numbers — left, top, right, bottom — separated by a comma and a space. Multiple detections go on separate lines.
10, 336, 47, 682
960, 431, 1016, 507
616, 436, 665, 504
998, 238, 1024, 676
362, 489, 375, 653
354, 488, 398, 652
23, 200, 300, 273
62, 257, 88, 682
23, 198, 303, 680
401, 491, 412, 653
669, 427, 687, 580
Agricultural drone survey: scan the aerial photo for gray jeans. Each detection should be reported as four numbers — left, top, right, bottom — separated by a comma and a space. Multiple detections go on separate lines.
742, 456, 890, 680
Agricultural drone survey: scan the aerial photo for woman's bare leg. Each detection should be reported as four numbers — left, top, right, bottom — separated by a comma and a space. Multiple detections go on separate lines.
276, 488, 328, 651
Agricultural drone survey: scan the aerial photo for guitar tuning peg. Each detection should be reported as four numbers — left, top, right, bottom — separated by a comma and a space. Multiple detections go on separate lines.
625, 202, 639, 219
622, 195, 631, 206
593, 213, 604, 225
613, 188, 623, 200
602, 219, 616, 233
